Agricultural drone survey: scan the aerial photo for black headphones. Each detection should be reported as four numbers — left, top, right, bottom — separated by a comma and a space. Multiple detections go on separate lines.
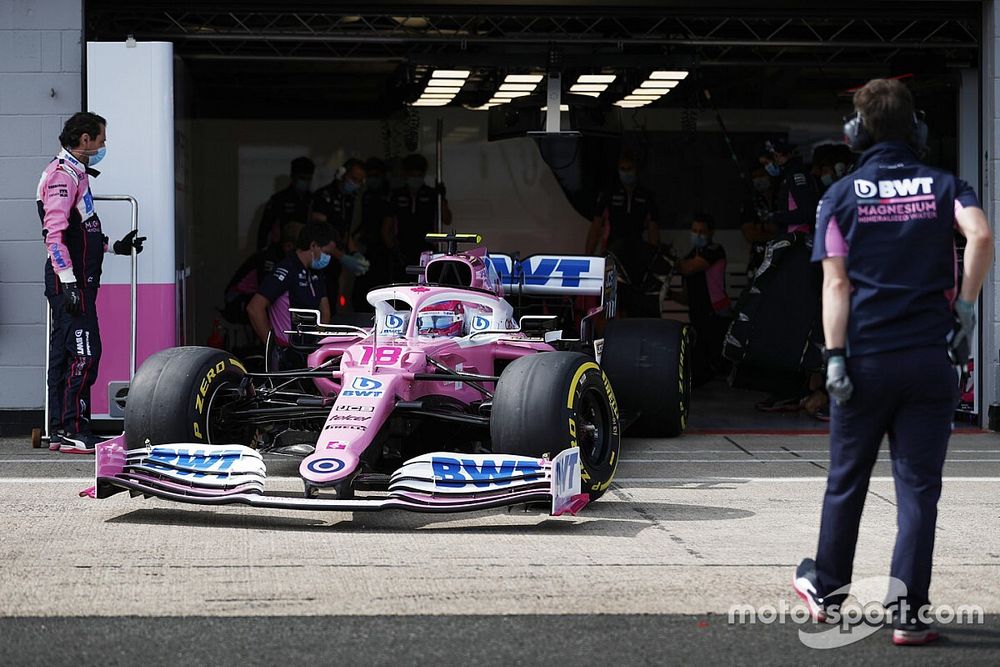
842, 110, 928, 155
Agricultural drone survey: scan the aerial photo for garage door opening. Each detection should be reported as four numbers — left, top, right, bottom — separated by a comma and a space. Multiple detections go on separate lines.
83, 1, 983, 431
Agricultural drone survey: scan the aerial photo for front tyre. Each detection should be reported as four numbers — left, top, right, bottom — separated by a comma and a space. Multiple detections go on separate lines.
124, 346, 251, 450
491, 352, 621, 501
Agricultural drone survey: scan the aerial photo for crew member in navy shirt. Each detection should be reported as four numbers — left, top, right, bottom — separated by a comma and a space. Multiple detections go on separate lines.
794, 79, 993, 646
247, 222, 337, 369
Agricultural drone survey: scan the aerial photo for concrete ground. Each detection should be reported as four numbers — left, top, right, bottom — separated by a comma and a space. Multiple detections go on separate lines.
1, 429, 999, 665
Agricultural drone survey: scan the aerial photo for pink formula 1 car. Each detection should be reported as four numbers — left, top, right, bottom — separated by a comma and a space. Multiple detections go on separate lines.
91, 234, 690, 515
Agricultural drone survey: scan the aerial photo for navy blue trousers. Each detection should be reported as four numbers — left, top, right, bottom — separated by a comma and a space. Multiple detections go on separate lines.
46, 288, 102, 435
816, 345, 958, 610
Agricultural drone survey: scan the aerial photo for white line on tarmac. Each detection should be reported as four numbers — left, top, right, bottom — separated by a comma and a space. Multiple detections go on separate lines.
615, 477, 1000, 483
632, 449, 1000, 454
620, 458, 1000, 463
7, 456, 1000, 466
4, 476, 1000, 485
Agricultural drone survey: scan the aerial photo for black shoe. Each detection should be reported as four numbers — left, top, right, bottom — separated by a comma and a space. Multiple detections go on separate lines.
891, 606, 941, 646
793, 558, 828, 622
60, 432, 103, 454
47, 432, 65, 452
892, 622, 940, 646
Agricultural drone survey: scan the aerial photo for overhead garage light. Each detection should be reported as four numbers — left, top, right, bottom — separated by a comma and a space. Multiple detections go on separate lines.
570, 84, 608, 93
426, 79, 464, 88
431, 70, 471, 79
492, 91, 531, 99
615, 101, 650, 108
649, 70, 689, 80
498, 83, 538, 92
412, 99, 451, 106
504, 74, 544, 84
419, 94, 458, 100
639, 80, 678, 89
628, 91, 662, 98
468, 102, 499, 110
576, 74, 617, 84
425, 86, 463, 94
568, 91, 601, 98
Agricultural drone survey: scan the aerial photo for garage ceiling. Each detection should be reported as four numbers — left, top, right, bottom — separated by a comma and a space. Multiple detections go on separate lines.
84, 1, 981, 118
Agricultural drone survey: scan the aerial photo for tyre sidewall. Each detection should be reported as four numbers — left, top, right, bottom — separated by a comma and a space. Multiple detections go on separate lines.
125, 347, 247, 449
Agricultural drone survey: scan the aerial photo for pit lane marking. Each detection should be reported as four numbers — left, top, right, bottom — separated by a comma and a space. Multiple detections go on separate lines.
3, 476, 1000, 485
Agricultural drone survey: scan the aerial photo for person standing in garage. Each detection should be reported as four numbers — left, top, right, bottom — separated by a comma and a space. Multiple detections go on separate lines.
382, 153, 452, 282
255, 156, 315, 251
794, 78, 993, 645
38, 112, 146, 453
675, 213, 730, 385
585, 152, 661, 297
759, 139, 819, 233
309, 158, 370, 311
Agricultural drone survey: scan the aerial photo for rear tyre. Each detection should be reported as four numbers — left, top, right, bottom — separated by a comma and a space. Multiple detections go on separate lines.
601, 318, 691, 437
124, 346, 251, 450
491, 352, 621, 501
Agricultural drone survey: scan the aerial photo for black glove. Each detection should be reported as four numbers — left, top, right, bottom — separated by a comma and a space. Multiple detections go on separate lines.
62, 282, 82, 315
113, 230, 146, 255
435, 182, 447, 198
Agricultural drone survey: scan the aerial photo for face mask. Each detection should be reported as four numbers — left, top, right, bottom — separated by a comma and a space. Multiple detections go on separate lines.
619, 169, 637, 186
342, 179, 360, 195
764, 162, 781, 177
367, 176, 383, 191
690, 233, 708, 248
311, 251, 331, 270
752, 177, 770, 192
87, 146, 107, 167
820, 174, 834, 187
834, 162, 847, 178
293, 178, 311, 193
406, 176, 425, 191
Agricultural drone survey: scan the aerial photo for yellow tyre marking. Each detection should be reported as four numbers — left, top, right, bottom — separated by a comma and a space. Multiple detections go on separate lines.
567, 361, 601, 408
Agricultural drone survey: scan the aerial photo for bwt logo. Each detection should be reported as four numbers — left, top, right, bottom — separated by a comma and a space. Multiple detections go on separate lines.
342, 376, 384, 398
472, 315, 490, 330
146, 449, 244, 476
553, 449, 579, 494
431, 457, 541, 488
490, 257, 594, 287
385, 314, 405, 331
854, 177, 934, 199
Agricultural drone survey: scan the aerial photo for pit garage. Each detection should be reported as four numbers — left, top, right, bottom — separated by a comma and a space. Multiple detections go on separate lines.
4, 2, 1000, 659
68, 0, 987, 431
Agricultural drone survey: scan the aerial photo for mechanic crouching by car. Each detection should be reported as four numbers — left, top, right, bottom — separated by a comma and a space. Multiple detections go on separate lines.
247, 221, 341, 370
38, 111, 146, 454
794, 78, 993, 646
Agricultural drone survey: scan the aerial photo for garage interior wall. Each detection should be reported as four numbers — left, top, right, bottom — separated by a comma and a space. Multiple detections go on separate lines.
0, 0, 82, 411
187, 110, 588, 344
186, 106, 849, 345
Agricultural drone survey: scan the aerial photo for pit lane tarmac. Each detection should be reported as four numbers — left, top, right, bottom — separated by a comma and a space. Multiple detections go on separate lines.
1, 431, 998, 665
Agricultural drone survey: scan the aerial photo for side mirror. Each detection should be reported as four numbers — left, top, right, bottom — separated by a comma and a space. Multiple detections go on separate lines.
519, 315, 560, 338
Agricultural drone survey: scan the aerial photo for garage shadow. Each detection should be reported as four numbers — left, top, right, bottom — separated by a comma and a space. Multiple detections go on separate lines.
581, 502, 755, 522
104, 507, 653, 536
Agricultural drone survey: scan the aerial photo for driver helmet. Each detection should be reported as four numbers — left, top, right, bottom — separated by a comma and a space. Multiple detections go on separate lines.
417, 300, 466, 337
